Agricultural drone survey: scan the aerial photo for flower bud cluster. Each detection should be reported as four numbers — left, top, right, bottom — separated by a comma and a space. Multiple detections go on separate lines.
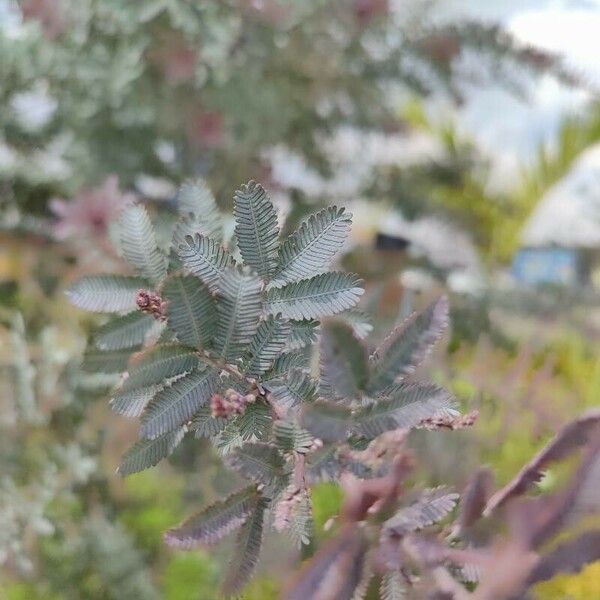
210, 388, 256, 418
136, 289, 166, 321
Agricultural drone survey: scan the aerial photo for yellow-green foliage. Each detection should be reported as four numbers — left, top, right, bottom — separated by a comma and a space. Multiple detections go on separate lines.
534, 561, 600, 600
162, 552, 219, 600
120, 470, 185, 554
311, 482, 344, 539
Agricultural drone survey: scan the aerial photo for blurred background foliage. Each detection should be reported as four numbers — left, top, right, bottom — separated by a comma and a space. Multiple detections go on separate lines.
1, 0, 599, 598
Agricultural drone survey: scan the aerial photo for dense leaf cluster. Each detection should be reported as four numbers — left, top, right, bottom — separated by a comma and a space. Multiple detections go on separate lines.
68, 179, 462, 596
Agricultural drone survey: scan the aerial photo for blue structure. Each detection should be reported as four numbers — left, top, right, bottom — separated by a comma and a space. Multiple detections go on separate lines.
511, 247, 582, 286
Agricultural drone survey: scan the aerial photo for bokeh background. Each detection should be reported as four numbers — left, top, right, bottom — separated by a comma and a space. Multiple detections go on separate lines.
1, 1, 599, 598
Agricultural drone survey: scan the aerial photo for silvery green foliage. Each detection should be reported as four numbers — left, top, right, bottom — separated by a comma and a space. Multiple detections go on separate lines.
0, 313, 97, 575
68, 178, 461, 597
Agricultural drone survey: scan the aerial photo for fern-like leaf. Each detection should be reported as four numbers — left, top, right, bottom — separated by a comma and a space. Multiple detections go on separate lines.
178, 234, 234, 293
274, 420, 314, 454
191, 405, 228, 438
369, 296, 449, 393
266, 370, 317, 411
352, 382, 457, 439
379, 572, 406, 600
233, 180, 279, 278
214, 268, 263, 362
82, 347, 135, 373
67, 275, 147, 313
119, 204, 167, 284
140, 367, 219, 438
117, 427, 185, 475
111, 385, 162, 418
286, 492, 313, 549
163, 275, 216, 349
286, 319, 319, 351
320, 320, 368, 402
121, 345, 198, 393
244, 317, 291, 377
165, 486, 259, 549
266, 272, 364, 320
95, 312, 156, 351
384, 487, 459, 534
177, 179, 223, 239
302, 401, 353, 442
263, 352, 306, 380
221, 497, 268, 597
270, 206, 352, 287
226, 442, 286, 486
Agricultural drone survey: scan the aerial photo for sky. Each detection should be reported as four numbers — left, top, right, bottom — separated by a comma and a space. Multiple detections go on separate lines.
433, 0, 600, 188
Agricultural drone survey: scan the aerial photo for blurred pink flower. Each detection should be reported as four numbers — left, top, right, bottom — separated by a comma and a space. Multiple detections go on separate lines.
50, 176, 135, 241
21, 0, 68, 40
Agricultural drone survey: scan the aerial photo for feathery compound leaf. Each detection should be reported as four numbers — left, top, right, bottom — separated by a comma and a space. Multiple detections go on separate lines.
266, 370, 317, 411
233, 180, 279, 278
380, 572, 406, 600
320, 320, 368, 402
244, 317, 291, 377
286, 492, 313, 549
95, 312, 156, 351
384, 487, 459, 535
117, 427, 185, 475
352, 382, 456, 439
222, 497, 269, 597
165, 486, 259, 549
178, 234, 234, 293
177, 179, 223, 239
303, 401, 353, 443
111, 385, 161, 418
67, 275, 147, 313
121, 345, 198, 393
286, 319, 319, 351
82, 347, 135, 374
369, 296, 449, 393
266, 272, 364, 320
270, 206, 352, 287
163, 275, 216, 349
263, 352, 306, 380
274, 420, 314, 454
191, 405, 228, 438
226, 443, 286, 486
141, 368, 219, 438
119, 204, 167, 284
214, 402, 274, 456
214, 268, 263, 362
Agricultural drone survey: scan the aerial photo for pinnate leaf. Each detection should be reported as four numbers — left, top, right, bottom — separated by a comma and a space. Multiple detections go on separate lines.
178, 234, 234, 293
95, 312, 156, 351
67, 275, 147, 313
140, 367, 219, 438
233, 180, 279, 278
214, 268, 262, 362
163, 274, 216, 349
384, 487, 459, 534
165, 486, 259, 549
352, 382, 456, 439
270, 206, 352, 287
118, 427, 185, 475
119, 204, 167, 284
121, 345, 198, 392
222, 497, 269, 597
244, 316, 291, 377
226, 442, 286, 486
266, 272, 364, 320
369, 296, 449, 393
